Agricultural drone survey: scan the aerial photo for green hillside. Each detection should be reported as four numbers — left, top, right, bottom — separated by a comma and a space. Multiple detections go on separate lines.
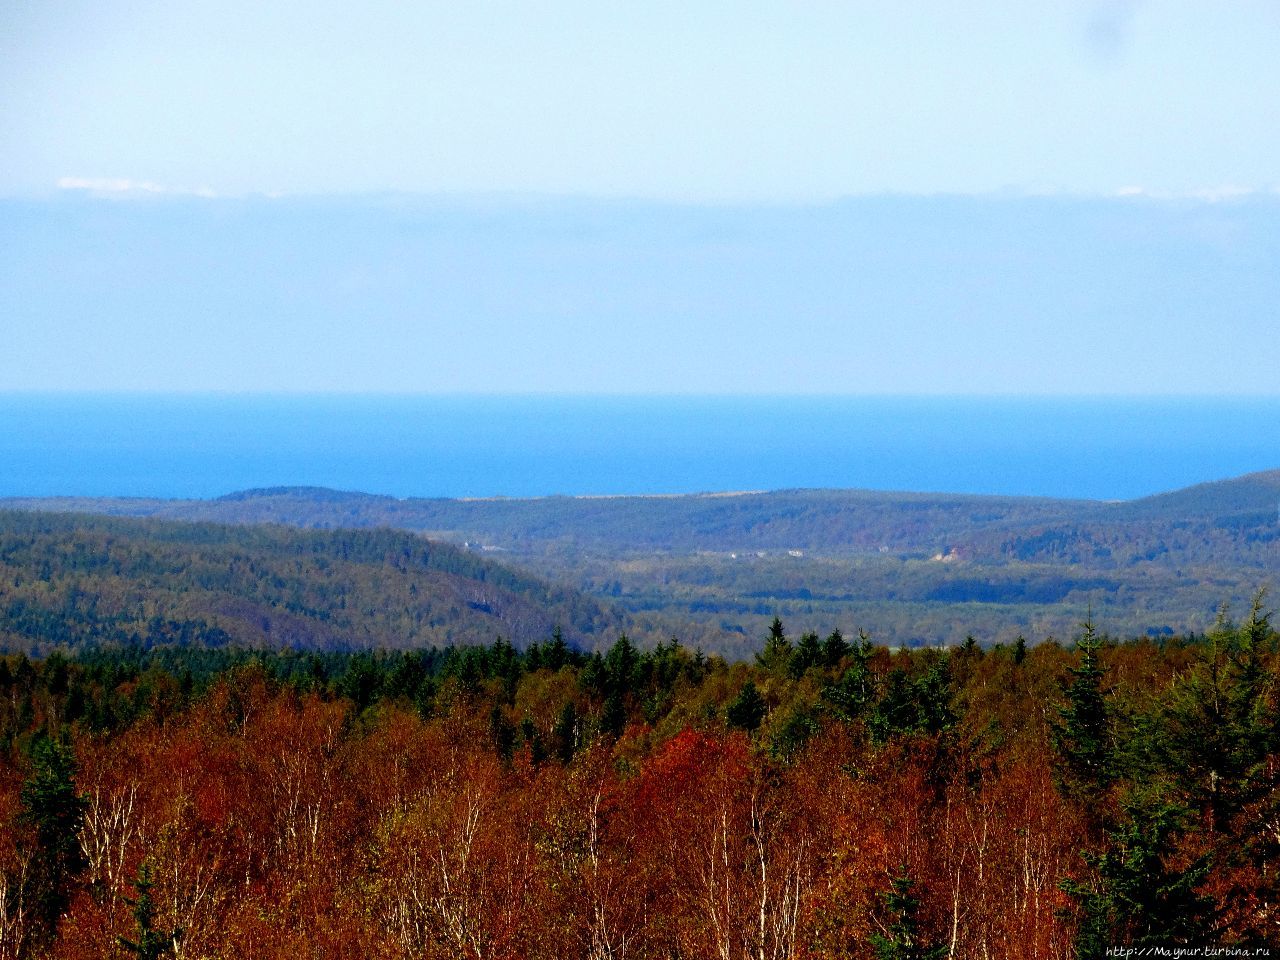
1113, 468, 1280, 520
4, 471, 1278, 652
1, 485, 1080, 553
0, 510, 624, 655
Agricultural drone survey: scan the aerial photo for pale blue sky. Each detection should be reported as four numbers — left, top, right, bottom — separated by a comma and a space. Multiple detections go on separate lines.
3, 1, 1279, 200
3, 3, 1279, 395
4, 194, 1279, 393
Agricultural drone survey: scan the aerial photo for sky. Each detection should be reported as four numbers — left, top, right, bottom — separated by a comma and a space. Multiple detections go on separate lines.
3, 0, 1279, 201
2, 2, 1279, 395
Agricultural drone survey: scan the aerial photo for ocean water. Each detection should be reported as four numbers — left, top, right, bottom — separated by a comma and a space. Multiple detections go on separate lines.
1, 394, 1278, 502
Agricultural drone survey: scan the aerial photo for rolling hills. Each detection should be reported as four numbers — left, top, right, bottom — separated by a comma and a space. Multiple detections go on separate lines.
4, 469, 1278, 653
0, 510, 622, 655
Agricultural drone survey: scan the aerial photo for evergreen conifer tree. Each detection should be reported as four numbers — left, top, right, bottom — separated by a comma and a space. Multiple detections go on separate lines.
604, 635, 639, 696
545, 626, 571, 670
552, 701, 579, 764
600, 691, 627, 739
1051, 619, 1114, 807
20, 733, 87, 943
1159, 594, 1275, 829
578, 653, 608, 698
914, 658, 956, 735
790, 631, 823, 678
868, 657, 954, 743
1061, 799, 1213, 956
821, 628, 851, 668
869, 669, 918, 743
489, 704, 517, 762
520, 717, 548, 765
824, 644, 875, 723
757, 617, 793, 673
118, 861, 180, 960
870, 866, 946, 960
726, 680, 767, 732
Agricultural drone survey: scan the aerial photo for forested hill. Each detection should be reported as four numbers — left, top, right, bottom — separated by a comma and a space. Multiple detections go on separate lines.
0, 511, 624, 655
4, 470, 1278, 651
7, 468, 1280, 556
1, 485, 1080, 553
1110, 467, 1280, 521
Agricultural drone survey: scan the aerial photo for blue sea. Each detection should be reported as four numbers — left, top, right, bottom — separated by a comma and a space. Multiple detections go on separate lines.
1, 394, 1278, 502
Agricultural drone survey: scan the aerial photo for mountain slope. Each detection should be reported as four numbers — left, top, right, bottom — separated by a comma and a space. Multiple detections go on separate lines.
0, 510, 624, 655
0, 485, 1084, 554
1112, 469, 1280, 521
3, 470, 1277, 650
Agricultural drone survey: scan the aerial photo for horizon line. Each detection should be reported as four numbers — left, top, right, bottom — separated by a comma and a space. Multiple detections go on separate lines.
5, 390, 1280, 401
4, 184, 1280, 207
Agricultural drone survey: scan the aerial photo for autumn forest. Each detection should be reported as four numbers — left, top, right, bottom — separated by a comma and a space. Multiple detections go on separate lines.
1, 601, 1277, 958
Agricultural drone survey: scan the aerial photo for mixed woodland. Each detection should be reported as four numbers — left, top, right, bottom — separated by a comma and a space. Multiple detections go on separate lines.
0, 492, 1277, 956
0, 604, 1277, 957
7, 469, 1279, 653
0, 511, 620, 655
